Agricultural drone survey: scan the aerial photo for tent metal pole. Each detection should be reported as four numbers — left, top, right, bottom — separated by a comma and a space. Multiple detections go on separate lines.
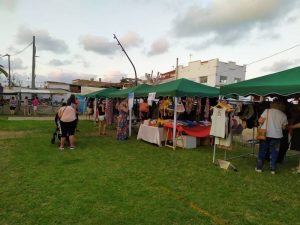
129, 108, 132, 137
252, 127, 255, 155
94, 98, 97, 125
172, 97, 178, 149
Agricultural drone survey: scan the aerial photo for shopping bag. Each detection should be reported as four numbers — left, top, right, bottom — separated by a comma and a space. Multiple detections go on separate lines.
256, 128, 267, 140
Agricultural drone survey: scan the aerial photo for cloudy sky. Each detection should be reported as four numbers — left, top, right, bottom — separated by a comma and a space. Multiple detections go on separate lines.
0, 0, 300, 87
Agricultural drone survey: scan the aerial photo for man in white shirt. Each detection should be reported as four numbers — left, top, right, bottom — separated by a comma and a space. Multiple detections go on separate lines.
256, 100, 288, 174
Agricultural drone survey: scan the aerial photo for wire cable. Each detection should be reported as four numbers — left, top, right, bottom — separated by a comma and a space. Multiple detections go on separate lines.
190, 42, 300, 78
10, 42, 33, 57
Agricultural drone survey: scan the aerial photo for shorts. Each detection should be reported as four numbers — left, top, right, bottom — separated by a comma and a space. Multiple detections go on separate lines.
60, 120, 76, 137
98, 115, 105, 121
10, 106, 16, 110
33, 106, 38, 111
87, 108, 93, 115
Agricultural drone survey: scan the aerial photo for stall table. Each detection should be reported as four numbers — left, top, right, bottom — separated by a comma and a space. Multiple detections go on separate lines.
164, 122, 211, 148
137, 124, 166, 147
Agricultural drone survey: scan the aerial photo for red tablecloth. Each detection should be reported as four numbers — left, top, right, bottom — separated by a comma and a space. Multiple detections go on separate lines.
164, 123, 211, 138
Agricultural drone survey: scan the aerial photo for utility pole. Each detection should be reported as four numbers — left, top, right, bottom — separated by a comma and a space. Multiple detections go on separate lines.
113, 34, 138, 86
175, 58, 179, 80
32, 36, 36, 89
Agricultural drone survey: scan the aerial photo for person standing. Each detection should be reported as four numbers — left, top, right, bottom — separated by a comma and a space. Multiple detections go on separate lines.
23, 96, 30, 116
97, 98, 106, 135
9, 96, 17, 115
287, 105, 300, 173
58, 95, 77, 150
74, 97, 80, 132
32, 96, 40, 116
255, 100, 288, 174
116, 98, 129, 140
87, 99, 94, 120
0, 96, 4, 114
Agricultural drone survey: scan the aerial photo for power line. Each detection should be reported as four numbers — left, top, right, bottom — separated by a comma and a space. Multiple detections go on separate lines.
1, 42, 33, 58
198, 42, 300, 78
10, 42, 33, 57
246, 43, 300, 66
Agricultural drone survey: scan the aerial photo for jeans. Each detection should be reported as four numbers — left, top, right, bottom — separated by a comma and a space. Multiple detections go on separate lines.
257, 138, 281, 170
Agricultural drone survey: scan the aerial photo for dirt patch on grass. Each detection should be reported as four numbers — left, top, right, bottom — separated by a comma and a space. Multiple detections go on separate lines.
0, 131, 33, 139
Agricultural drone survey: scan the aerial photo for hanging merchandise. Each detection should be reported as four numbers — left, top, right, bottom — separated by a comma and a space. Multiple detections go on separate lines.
185, 97, 194, 114
210, 107, 227, 138
105, 98, 113, 125
167, 98, 174, 117
163, 97, 171, 117
204, 97, 210, 120
196, 97, 202, 116
177, 97, 185, 113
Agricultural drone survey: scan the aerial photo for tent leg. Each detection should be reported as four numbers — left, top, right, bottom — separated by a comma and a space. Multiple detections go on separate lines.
172, 97, 178, 150
129, 108, 132, 137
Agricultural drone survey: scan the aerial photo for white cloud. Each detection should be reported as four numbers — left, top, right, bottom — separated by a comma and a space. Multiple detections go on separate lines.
79, 32, 143, 55
262, 59, 300, 72
79, 35, 117, 55
73, 55, 90, 68
172, 0, 299, 48
48, 59, 72, 66
119, 31, 143, 48
102, 70, 127, 82
47, 71, 98, 83
0, 0, 19, 12
11, 58, 27, 70
16, 26, 69, 54
148, 37, 169, 56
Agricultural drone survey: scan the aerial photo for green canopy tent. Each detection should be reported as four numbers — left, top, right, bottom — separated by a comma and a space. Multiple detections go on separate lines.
105, 84, 150, 137
215, 66, 300, 164
135, 78, 219, 149
108, 84, 150, 98
135, 78, 220, 97
220, 66, 300, 97
85, 87, 118, 98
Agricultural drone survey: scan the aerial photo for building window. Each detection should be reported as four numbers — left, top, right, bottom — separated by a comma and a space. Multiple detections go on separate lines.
199, 76, 208, 83
220, 76, 227, 84
234, 77, 241, 83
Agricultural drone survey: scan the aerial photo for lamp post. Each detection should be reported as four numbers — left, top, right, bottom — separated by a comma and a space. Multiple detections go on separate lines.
113, 34, 138, 86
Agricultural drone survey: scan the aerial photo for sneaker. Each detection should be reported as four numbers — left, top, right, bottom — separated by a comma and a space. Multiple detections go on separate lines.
69, 146, 76, 150
59, 146, 64, 150
255, 168, 262, 173
270, 170, 276, 175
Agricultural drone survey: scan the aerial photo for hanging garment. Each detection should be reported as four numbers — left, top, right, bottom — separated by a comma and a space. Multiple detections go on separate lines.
177, 98, 185, 113
185, 97, 194, 114
215, 131, 232, 148
196, 97, 202, 116
105, 98, 113, 125
204, 97, 210, 120
210, 107, 226, 138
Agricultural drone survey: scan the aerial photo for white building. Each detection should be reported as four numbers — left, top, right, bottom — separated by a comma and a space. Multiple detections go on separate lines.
177, 59, 246, 87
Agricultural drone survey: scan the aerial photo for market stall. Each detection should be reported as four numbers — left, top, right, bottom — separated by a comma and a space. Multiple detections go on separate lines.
135, 78, 219, 149
214, 66, 300, 164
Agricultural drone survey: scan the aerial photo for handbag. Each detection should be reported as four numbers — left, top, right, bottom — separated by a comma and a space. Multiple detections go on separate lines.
256, 109, 269, 140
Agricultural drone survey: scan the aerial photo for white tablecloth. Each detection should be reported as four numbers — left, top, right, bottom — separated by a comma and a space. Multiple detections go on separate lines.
137, 124, 165, 147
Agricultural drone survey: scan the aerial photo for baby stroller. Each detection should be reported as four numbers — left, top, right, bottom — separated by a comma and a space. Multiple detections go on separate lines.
51, 113, 69, 145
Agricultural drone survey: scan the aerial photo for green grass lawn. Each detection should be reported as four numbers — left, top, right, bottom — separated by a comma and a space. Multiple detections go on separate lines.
0, 117, 300, 225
